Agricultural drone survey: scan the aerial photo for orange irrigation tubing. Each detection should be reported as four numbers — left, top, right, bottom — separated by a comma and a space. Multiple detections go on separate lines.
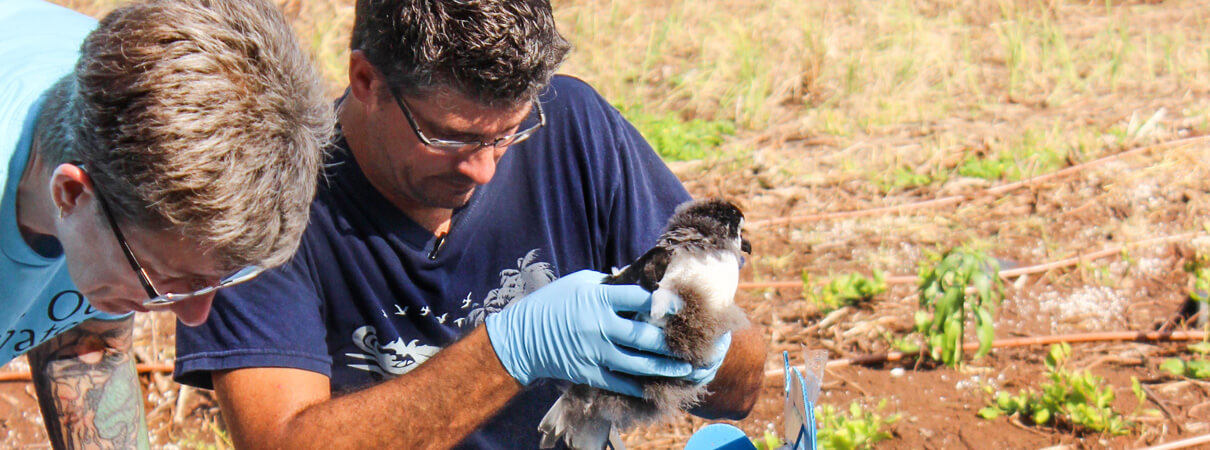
0, 362, 174, 382
738, 231, 1204, 290
749, 195, 966, 228
766, 330, 1207, 377
998, 232, 1198, 279
739, 275, 916, 290
747, 135, 1210, 229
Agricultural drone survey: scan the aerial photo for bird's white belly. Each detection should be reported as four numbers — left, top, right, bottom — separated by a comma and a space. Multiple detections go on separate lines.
650, 251, 739, 319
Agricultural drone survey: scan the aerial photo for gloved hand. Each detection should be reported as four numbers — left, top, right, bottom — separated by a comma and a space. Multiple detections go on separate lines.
685, 331, 731, 386
486, 270, 692, 397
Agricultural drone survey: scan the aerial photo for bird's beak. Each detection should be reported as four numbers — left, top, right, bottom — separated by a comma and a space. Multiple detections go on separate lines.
741, 238, 751, 254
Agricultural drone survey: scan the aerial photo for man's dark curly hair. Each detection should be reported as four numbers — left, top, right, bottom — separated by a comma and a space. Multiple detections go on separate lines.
351, 0, 571, 107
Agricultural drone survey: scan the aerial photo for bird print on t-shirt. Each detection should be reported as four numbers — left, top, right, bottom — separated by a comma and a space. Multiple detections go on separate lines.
344, 325, 441, 377
467, 249, 557, 326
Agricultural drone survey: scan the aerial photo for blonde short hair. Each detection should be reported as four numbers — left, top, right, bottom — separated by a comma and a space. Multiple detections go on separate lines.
38, 0, 333, 270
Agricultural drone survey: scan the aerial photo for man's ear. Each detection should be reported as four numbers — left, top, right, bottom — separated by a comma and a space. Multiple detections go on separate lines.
348, 50, 383, 108
49, 163, 93, 218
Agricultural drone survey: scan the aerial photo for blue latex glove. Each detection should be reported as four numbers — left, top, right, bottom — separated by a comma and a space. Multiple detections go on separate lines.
486, 270, 692, 397
686, 331, 732, 386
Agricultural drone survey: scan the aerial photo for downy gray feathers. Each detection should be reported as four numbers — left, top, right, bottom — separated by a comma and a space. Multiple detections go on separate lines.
538, 199, 751, 449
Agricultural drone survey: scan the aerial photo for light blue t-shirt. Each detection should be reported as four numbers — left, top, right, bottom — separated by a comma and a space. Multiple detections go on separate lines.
0, 0, 122, 366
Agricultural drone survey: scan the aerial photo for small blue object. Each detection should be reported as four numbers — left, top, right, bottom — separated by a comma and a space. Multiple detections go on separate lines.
783, 350, 825, 450
684, 424, 757, 450
684, 349, 826, 450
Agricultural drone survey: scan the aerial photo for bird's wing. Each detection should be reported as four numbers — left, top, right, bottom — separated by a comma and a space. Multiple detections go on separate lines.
604, 245, 670, 293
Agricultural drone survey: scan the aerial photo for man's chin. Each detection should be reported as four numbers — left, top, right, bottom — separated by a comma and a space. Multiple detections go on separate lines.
424, 190, 476, 210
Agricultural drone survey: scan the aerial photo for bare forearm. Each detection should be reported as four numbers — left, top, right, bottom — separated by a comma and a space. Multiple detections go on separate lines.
27, 317, 150, 450
690, 324, 767, 420
235, 326, 521, 449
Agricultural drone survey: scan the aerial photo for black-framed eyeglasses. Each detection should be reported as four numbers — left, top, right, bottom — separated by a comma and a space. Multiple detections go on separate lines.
77, 165, 264, 306
388, 88, 545, 155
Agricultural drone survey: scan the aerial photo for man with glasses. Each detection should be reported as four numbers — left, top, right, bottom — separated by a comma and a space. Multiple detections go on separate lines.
174, 0, 766, 448
83, 167, 266, 307
0, 0, 331, 447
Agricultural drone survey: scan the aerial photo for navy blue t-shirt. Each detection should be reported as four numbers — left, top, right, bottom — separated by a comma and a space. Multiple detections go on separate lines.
174, 75, 691, 448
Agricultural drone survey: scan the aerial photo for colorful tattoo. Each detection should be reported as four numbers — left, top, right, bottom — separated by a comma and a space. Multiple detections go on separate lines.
27, 317, 150, 450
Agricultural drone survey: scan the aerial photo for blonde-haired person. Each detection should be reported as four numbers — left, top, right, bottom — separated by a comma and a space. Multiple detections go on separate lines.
0, 0, 331, 447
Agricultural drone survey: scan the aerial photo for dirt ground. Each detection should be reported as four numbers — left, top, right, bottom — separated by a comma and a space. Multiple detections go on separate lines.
611, 129, 1210, 449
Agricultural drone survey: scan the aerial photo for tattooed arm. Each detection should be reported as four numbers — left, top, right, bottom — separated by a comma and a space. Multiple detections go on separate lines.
26, 316, 150, 450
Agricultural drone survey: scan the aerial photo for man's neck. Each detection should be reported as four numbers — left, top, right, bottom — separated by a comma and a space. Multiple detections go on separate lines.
16, 140, 57, 243
337, 97, 453, 235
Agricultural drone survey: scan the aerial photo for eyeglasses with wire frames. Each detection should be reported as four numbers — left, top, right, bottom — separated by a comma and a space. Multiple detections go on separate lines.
77, 164, 264, 306
388, 87, 545, 155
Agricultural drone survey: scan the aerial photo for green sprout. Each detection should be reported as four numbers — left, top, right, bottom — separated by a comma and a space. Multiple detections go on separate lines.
616, 105, 735, 161
979, 343, 1152, 435
802, 270, 888, 313
753, 429, 785, 450
913, 245, 1004, 367
816, 399, 901, 450
1160, 341, 1210, 379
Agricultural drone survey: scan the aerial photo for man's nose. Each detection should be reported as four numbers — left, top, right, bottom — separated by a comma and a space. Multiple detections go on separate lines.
170, 293, 215, 327
456, 145, 502, 185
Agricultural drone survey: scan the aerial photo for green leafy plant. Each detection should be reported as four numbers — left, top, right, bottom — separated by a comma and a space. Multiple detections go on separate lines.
616, 105, 735, 161
1162, 256, 1210, 377
1160, 341, 1210, 379
802, 270, 888, 313
913, 245, 1004, 367
753, 429, 785, 450
816, 399, 901, 450
1185, 253, 1210, 304
884, 331, 922, 354
1160, 357, 1210, 379
876, 166, 936, 193
978, 343, 1149, 435
957, 153, 1015, 180
956, 125, 1070, 181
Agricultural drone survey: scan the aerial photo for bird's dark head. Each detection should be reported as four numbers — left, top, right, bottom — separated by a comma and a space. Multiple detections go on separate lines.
664, 198, 750, 255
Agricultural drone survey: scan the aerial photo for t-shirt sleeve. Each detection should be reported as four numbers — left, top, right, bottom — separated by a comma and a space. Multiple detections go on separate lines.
604, 109, 691, 264
173, 245, 331, 390
553, 77, 692, 267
